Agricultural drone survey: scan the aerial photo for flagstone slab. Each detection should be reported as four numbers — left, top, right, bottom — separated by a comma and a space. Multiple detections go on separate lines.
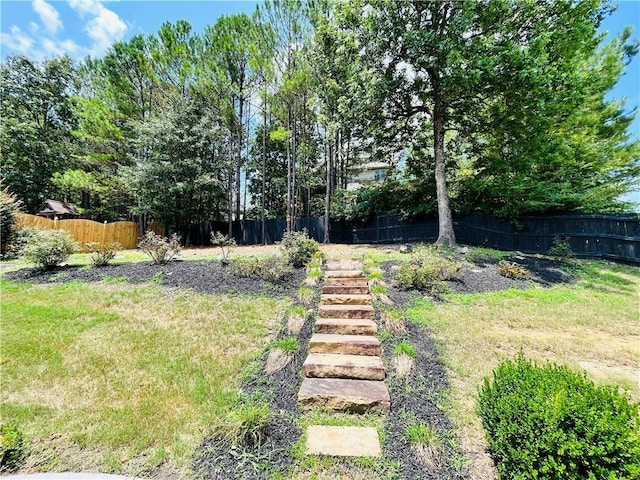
323, 277, 370, 286
298, 377, 390, 413
322, 285, 370, 295
319, 304, 375, 319
320, 294, 373, 305
303, 353, 385, 380
314, 318, 377, 335
325, 270, 365, 278
309, 333, 381, 356
306, 425, 381, 457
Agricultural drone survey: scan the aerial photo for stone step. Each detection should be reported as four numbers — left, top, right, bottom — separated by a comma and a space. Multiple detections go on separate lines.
323, 277, 369, 287
303, 353, 385, 380
298, 377, 390, 413
306, 426, 381, 457
318, 304, 375, 319
326, 262, 363, 271
320, 294, 373, 305
309, 333, 381, 356
314, 318, 377, 335
322, 285, 370, 295
325, 270, 365, 278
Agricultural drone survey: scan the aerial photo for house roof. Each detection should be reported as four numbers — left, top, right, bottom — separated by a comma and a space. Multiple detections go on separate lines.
350, 161, 392, 171
37, 199, 80, 217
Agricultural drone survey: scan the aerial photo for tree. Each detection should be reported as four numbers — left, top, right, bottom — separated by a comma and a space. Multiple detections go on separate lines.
0, 55, 76, 212
337, 0, 635, 244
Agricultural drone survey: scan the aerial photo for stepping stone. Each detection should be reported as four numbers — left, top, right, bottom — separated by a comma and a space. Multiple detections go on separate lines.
322, 285, 370, 295
306, 425, 381, 457
298, 377, 390, 413
303, 353, 385, 380
309, 333, 381, 356
314, 318, 377, 335
323, 277, 369, 287
320, 294, 373, 305
325, 270, 365, 278
319, 304, 374, 319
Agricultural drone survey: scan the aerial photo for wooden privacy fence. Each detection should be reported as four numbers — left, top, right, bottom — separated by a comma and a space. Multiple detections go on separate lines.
17, 214, 164, 251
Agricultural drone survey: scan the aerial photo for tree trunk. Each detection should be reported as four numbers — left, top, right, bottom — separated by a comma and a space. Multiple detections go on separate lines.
433, 90, 456, 246
324, 140, 331, 243
261, 87, 267, 245
235, 96, 243, 221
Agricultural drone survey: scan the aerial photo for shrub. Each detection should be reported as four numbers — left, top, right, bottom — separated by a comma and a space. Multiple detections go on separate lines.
478, 354, 640, 480
138, 231, 181, 264
280, 228, 319, 267
23, 229, 79, 270
231, 256, 293, 284
0, 186, 23, 258
549, 236, 574, 261
497, 260, 528, 279
394, 255, 460, 293
87, 241, 122, 267
210, 231, 236, 265
0, 424, 25, 472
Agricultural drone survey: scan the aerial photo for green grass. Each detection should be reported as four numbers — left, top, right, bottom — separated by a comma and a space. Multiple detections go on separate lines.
272, 337, 300, 354
406, 259, 640, 478
393, 341, 417, 358
0, 278, 289, 476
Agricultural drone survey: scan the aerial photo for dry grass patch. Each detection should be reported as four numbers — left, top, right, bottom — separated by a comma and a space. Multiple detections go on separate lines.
380, 307, 407, 335
287, 305, 308, 335
392, 354, 414, 379
0, 279, 289, 476
404, 423, 445, 474
408, 261, 640, 479
264, 349, 292, 374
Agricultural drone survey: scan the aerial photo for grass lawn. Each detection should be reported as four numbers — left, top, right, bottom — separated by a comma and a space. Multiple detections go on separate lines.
407, 259, 640, 479
1, 277, 289, 476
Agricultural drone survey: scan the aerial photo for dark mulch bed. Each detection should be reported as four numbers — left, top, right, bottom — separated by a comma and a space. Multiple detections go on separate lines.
4, 260, 306, 297
192, 308, 316, 479
384, 253, 574, 304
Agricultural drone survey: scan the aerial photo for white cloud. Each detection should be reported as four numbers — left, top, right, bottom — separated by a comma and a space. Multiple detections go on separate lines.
0, 26, 35, 54
68, 0, 127, 56
32, 0, 63, 34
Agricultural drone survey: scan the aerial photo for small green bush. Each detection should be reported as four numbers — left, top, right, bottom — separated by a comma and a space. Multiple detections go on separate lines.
394, 255, 460, 293
497, 260, 528, 279
0, 424, 25, 472
394, 340, 417, 358
231, 255, 293, 284
549, 236, 574, 261
280, 228, 319, 267
220, 402, 271, 447
0, 186, 23, 258
23, 229, 79, 270
478, 354, 640, 480
138, 231, 181, 264
87, 241, 122, 267
210, 231, 236, 265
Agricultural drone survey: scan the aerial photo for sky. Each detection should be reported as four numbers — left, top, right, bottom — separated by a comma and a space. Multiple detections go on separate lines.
1, 0, 639, 204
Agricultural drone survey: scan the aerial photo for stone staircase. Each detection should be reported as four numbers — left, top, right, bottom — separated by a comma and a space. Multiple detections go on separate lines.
298, 260, 390, 417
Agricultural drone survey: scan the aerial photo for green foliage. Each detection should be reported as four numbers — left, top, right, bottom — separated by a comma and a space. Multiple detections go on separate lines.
272, 337, 299, 355
280, 229, 319, 267
394, 255, 461, 293
497, 260, 528, 280
87, 241, 122, 267
548, 236, 574, 261
231, 255, 293, 284
23, 229, 79, 270
296, 286, 315, 305
137, 231, 181, 265
219, 401, 271, 448
478, 354, 640, 480
0, 424, 25, 472
0, 186, 23, 258
394, 341, 417, 359
210, 231, 236, 265
404, 423, 440, 447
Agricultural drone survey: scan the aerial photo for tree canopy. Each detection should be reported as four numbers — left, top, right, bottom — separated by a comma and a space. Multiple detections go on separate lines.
1, 0, 637, 244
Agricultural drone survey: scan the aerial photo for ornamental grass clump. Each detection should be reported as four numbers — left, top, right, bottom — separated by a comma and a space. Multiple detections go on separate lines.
23, 229, 79, 270
478, 354, 640, 480
138, 231, 181, 264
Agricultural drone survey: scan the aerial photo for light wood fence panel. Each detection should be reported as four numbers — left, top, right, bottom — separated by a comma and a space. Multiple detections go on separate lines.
17, 214, 141, 251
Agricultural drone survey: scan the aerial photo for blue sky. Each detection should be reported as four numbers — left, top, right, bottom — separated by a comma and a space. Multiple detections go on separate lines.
1, 0, 639, 204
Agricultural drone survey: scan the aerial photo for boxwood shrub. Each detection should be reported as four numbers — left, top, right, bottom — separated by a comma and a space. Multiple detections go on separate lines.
478, 354, 640, 480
